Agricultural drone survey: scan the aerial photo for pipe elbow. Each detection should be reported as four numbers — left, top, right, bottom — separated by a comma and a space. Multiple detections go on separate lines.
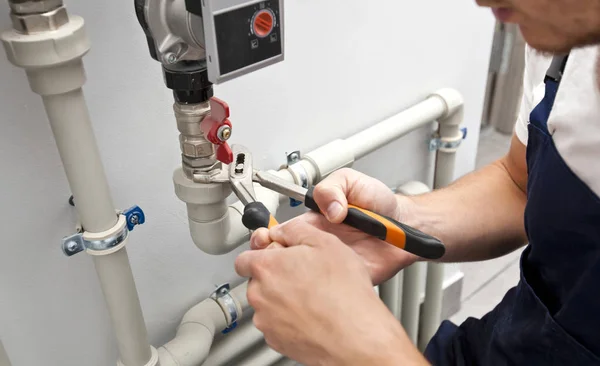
188, 205, 250, 255
186, 183, 281, 255
431, 88, 464, 124
158, 299, 228, 366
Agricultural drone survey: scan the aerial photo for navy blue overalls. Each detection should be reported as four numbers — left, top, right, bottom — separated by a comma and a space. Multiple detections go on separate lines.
425, 55, 600, 365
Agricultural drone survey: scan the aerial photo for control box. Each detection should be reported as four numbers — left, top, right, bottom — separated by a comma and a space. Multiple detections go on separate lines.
201, 0, 284, 84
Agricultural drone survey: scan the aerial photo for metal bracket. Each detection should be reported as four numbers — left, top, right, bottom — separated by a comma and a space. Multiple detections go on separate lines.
61, 206, 146, 257
429, 127, 468, 152
211, 283, 239, 334
286, 151, 307, 207
62, 216, 128, 256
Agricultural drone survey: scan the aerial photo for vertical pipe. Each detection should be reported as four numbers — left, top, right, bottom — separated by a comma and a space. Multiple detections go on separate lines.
401, 263, 425, 343
42, 90, 117, 232
0, 341, 12, 366
418, 89, 464, 351
396, 181, 431, 343
2, 15, 155, 366
379, 273, 402, 319
94, 249, 152, 366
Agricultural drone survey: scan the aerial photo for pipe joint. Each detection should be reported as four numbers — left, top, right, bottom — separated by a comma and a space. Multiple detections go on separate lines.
117, 347, 159, 366
303, 139, 354, 182
430, 88, 464, 122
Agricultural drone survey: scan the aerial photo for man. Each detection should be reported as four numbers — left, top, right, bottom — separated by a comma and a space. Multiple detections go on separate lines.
235, 0, 600, 364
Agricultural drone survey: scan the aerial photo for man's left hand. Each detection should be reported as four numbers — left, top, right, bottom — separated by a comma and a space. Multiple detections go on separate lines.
234, 216, 428, 366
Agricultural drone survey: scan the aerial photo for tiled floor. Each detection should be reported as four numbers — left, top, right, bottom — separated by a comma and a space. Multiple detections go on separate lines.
450, 126, 524, 324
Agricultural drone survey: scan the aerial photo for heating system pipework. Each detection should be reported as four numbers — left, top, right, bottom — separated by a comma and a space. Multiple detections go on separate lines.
0, 0, 467, 365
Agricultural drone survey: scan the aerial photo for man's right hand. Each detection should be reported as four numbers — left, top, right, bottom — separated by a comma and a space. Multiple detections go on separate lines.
251, 168, 420, 285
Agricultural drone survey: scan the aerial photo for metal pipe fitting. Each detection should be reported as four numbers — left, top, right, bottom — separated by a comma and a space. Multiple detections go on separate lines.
173, 101, 220, 176
8, 0, 62, 14
10, 5, 68, 34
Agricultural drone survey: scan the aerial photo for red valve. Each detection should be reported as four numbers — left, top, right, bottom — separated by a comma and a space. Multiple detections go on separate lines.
201, 97, 234, 164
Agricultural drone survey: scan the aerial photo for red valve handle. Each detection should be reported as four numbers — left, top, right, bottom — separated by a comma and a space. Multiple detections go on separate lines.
201, 97, 234, 164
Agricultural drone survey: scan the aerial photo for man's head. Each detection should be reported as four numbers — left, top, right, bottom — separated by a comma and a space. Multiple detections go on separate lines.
477, 0, 600, 52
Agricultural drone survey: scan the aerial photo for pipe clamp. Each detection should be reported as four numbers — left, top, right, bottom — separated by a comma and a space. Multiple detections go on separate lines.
286, 151, 309, 207
62, 215, 128, 256
211, 284, 239, 334
429, 128, 468, 152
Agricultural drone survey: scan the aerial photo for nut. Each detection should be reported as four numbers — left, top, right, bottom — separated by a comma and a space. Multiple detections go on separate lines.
182, 155, 217, 169
9, 0, 63, 14
180, 135, 214, 158
182, 158, 221, 179
11, 6, 68, 34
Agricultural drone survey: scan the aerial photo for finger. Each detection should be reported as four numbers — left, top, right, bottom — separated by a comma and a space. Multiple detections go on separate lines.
250, 228, 271, 250
269, 217, 337, 249
235, 250, 267, 278
266, 242, 285, 249
314, 168, 398, 220
312, 169, 353, 223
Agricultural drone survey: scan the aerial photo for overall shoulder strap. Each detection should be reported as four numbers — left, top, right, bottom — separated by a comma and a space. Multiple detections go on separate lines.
545, 53, 570, 83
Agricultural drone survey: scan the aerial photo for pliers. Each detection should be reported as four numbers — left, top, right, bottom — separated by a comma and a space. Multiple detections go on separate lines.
212, 144, 279, 230
252, 170, 446, 260
213, 145, 445, 260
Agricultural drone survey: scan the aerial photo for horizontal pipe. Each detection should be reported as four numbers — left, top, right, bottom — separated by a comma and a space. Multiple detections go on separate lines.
158, 298, 228, 366
237, 344, 284, 366
202, 321, 264, 366
159, 281, 248, 366
186, 93, 454, 255
272, 358, 298, 366
345, 96, 447, 160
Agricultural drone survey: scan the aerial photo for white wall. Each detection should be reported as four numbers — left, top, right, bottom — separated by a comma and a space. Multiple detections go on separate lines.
0, 1, 494, 365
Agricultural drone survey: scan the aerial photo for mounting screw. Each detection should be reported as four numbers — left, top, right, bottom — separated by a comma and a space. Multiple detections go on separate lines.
61, 233, 85, 257
165, 53, 177, 64
123, 205, 146, 231
66, 241, 78, 252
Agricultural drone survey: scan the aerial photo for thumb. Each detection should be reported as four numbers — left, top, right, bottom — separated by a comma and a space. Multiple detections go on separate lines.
313, 181, 348, 224
312, 169, 355, 224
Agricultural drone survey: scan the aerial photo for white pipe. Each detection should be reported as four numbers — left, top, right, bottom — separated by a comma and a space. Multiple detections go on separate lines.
202, 321, 264, 366
401, 261, 425, 344
158, 299, 228, 366
419, 89, 464, 351
2, 15, 155, 366
394, 181, 432, 343
42, 90, 117, 232
345, 96, 448, 159
379, 273, 402, 319
237, 344, 284, 366
94, 248, 153, 366
273, 359, 298, 366
186, 94, 450, 255
0, 341, 11, 366
159, 281, 248, 366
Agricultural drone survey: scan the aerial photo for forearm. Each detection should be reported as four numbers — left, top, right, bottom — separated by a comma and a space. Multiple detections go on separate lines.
399, 157, 528, 263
